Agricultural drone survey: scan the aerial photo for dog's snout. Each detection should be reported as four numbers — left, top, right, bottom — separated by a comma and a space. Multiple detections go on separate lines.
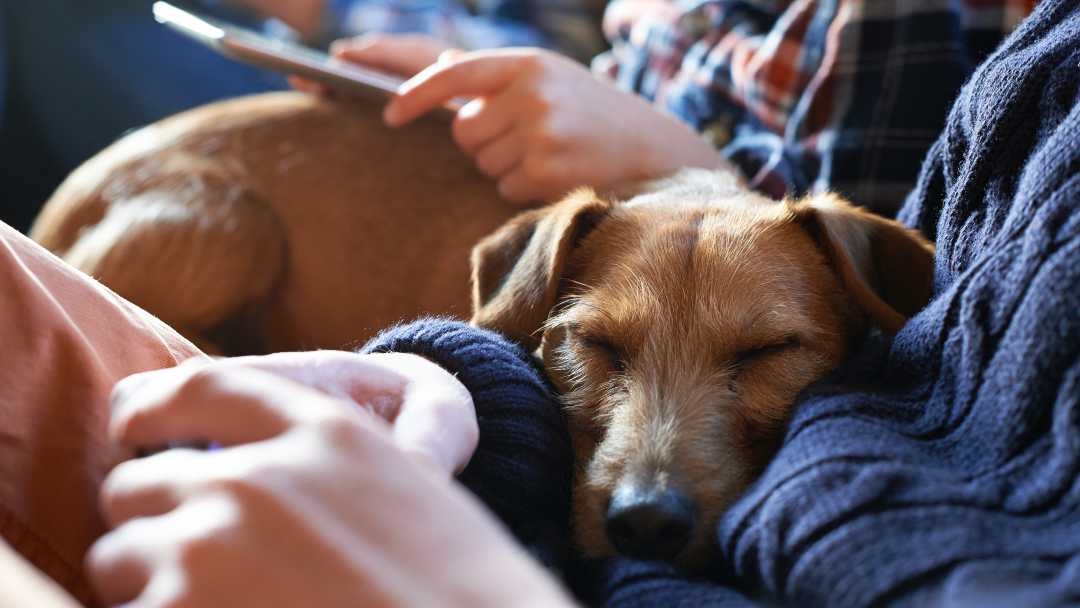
605, 484, 696, 561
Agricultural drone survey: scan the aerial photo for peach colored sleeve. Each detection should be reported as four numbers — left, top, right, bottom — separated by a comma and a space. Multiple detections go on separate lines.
0, 222, 205, 605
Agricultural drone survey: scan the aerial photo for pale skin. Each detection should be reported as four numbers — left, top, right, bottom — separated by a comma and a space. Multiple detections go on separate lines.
297, 34, 743, 204
87, 352, 575, 607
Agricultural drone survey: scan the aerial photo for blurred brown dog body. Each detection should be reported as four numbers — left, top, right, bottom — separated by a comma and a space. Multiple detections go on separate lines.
32, 92, 516, 353
471, 169, 935, 567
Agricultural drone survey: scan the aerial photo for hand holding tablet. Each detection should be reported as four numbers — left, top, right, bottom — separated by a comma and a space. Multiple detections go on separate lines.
152, 2, 461, 114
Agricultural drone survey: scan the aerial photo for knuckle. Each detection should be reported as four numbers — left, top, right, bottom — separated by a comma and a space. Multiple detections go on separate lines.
316, 413, 376, 454
208, 470, 272, 508
497, 178, 529, 203
451, 116, 477, 149
476, 158, 497, 177
174, 543, 208, 574
99, 466, 137, 521
149, 579, 199, 608
527, 91, 554, 117
86, 535, 121, 575
521, 156, 552, 182
175, 366, 228, 403
516, 52, 546, 76
526, 126, 558, 151
174, 533, 221, 572
475, 150, 502, 176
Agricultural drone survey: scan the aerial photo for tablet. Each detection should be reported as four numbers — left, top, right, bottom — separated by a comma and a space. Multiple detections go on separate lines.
153, 1, 459, 113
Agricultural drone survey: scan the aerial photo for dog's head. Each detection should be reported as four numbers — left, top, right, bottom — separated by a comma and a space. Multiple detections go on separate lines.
470, 170, 934, 568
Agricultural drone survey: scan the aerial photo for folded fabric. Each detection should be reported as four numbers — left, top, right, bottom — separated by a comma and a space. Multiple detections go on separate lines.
0, 223, 205, 605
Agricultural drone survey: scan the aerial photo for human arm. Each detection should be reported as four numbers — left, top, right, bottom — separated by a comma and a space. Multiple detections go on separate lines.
382, 47, 742, 203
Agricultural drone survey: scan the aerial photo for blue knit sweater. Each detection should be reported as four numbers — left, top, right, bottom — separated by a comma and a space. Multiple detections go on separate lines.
362, 2, 1080, 604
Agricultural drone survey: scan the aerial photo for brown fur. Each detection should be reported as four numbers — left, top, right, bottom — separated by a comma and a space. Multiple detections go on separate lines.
31, 92, 517, 354
470, 169, 935, 568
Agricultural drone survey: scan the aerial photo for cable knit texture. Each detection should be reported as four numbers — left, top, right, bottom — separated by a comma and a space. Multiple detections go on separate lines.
360, 319, 573, 569
720, 1, 1080, 605
362, 3, 1078, 604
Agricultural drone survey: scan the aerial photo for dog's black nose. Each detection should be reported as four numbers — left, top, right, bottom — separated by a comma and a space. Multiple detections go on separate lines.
605, 485, 696, 561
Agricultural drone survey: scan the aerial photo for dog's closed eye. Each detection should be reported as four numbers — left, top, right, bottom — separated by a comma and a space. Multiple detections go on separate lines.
733, 336, 801, 369
582, 336, 628, 373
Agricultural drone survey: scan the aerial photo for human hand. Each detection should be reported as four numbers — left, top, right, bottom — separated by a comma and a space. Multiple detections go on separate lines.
107, 351, 479, 474
382, 48, 741, 204
291, 34, 454, 95
87, 353, 574, 607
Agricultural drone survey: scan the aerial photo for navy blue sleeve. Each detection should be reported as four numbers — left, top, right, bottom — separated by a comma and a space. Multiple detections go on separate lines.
359, 318, 573, 569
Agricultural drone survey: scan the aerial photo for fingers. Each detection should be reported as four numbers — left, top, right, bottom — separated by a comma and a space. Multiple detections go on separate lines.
110, 365, 335, 452
452, 97, 517, 155
473, 129, 524, 179
495, 157, 575, 204
100, 448, 214, 527
207, 352, 409, 419
393, 366, 478, 475
384, 51, 528, 126
331, 33, 452, 78
88, 495, 237, 607
289, 75, 328, 96
86, 518, 158, 606
111, 352, 477, 476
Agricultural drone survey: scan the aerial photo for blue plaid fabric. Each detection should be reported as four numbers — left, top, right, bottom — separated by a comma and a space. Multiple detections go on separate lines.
596, 0, 1036, 214
317, 0, 606, 61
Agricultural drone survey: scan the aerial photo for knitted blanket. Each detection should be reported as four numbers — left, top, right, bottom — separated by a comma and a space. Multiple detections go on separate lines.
364, 2, 1080, 604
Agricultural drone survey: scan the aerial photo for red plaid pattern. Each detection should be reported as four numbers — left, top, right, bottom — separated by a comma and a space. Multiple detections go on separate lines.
595, 0, 1037, 213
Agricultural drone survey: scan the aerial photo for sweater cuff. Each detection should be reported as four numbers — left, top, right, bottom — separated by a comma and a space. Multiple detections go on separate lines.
360, 318, 573, 568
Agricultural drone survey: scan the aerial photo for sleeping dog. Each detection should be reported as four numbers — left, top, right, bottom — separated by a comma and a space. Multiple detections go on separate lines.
469, 169, 934, 568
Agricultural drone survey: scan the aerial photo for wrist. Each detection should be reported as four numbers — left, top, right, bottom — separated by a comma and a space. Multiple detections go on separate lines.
635, 105, 745, 185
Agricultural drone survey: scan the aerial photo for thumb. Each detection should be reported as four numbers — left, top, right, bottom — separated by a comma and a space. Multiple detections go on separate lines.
392, 361, 479, 475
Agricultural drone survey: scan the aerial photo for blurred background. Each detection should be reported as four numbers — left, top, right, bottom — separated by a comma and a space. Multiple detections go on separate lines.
0, 0, 604, 232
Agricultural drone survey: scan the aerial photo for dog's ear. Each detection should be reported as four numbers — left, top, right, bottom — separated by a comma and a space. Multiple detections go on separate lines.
789, 194, 935, 335
471, 189, 612, 350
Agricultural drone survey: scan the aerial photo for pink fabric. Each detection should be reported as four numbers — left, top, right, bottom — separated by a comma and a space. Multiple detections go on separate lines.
0, 222, 205, 605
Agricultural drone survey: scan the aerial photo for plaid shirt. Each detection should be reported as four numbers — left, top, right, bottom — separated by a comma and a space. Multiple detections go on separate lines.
317, 0, 607, 61
595, 0, 1036, 214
